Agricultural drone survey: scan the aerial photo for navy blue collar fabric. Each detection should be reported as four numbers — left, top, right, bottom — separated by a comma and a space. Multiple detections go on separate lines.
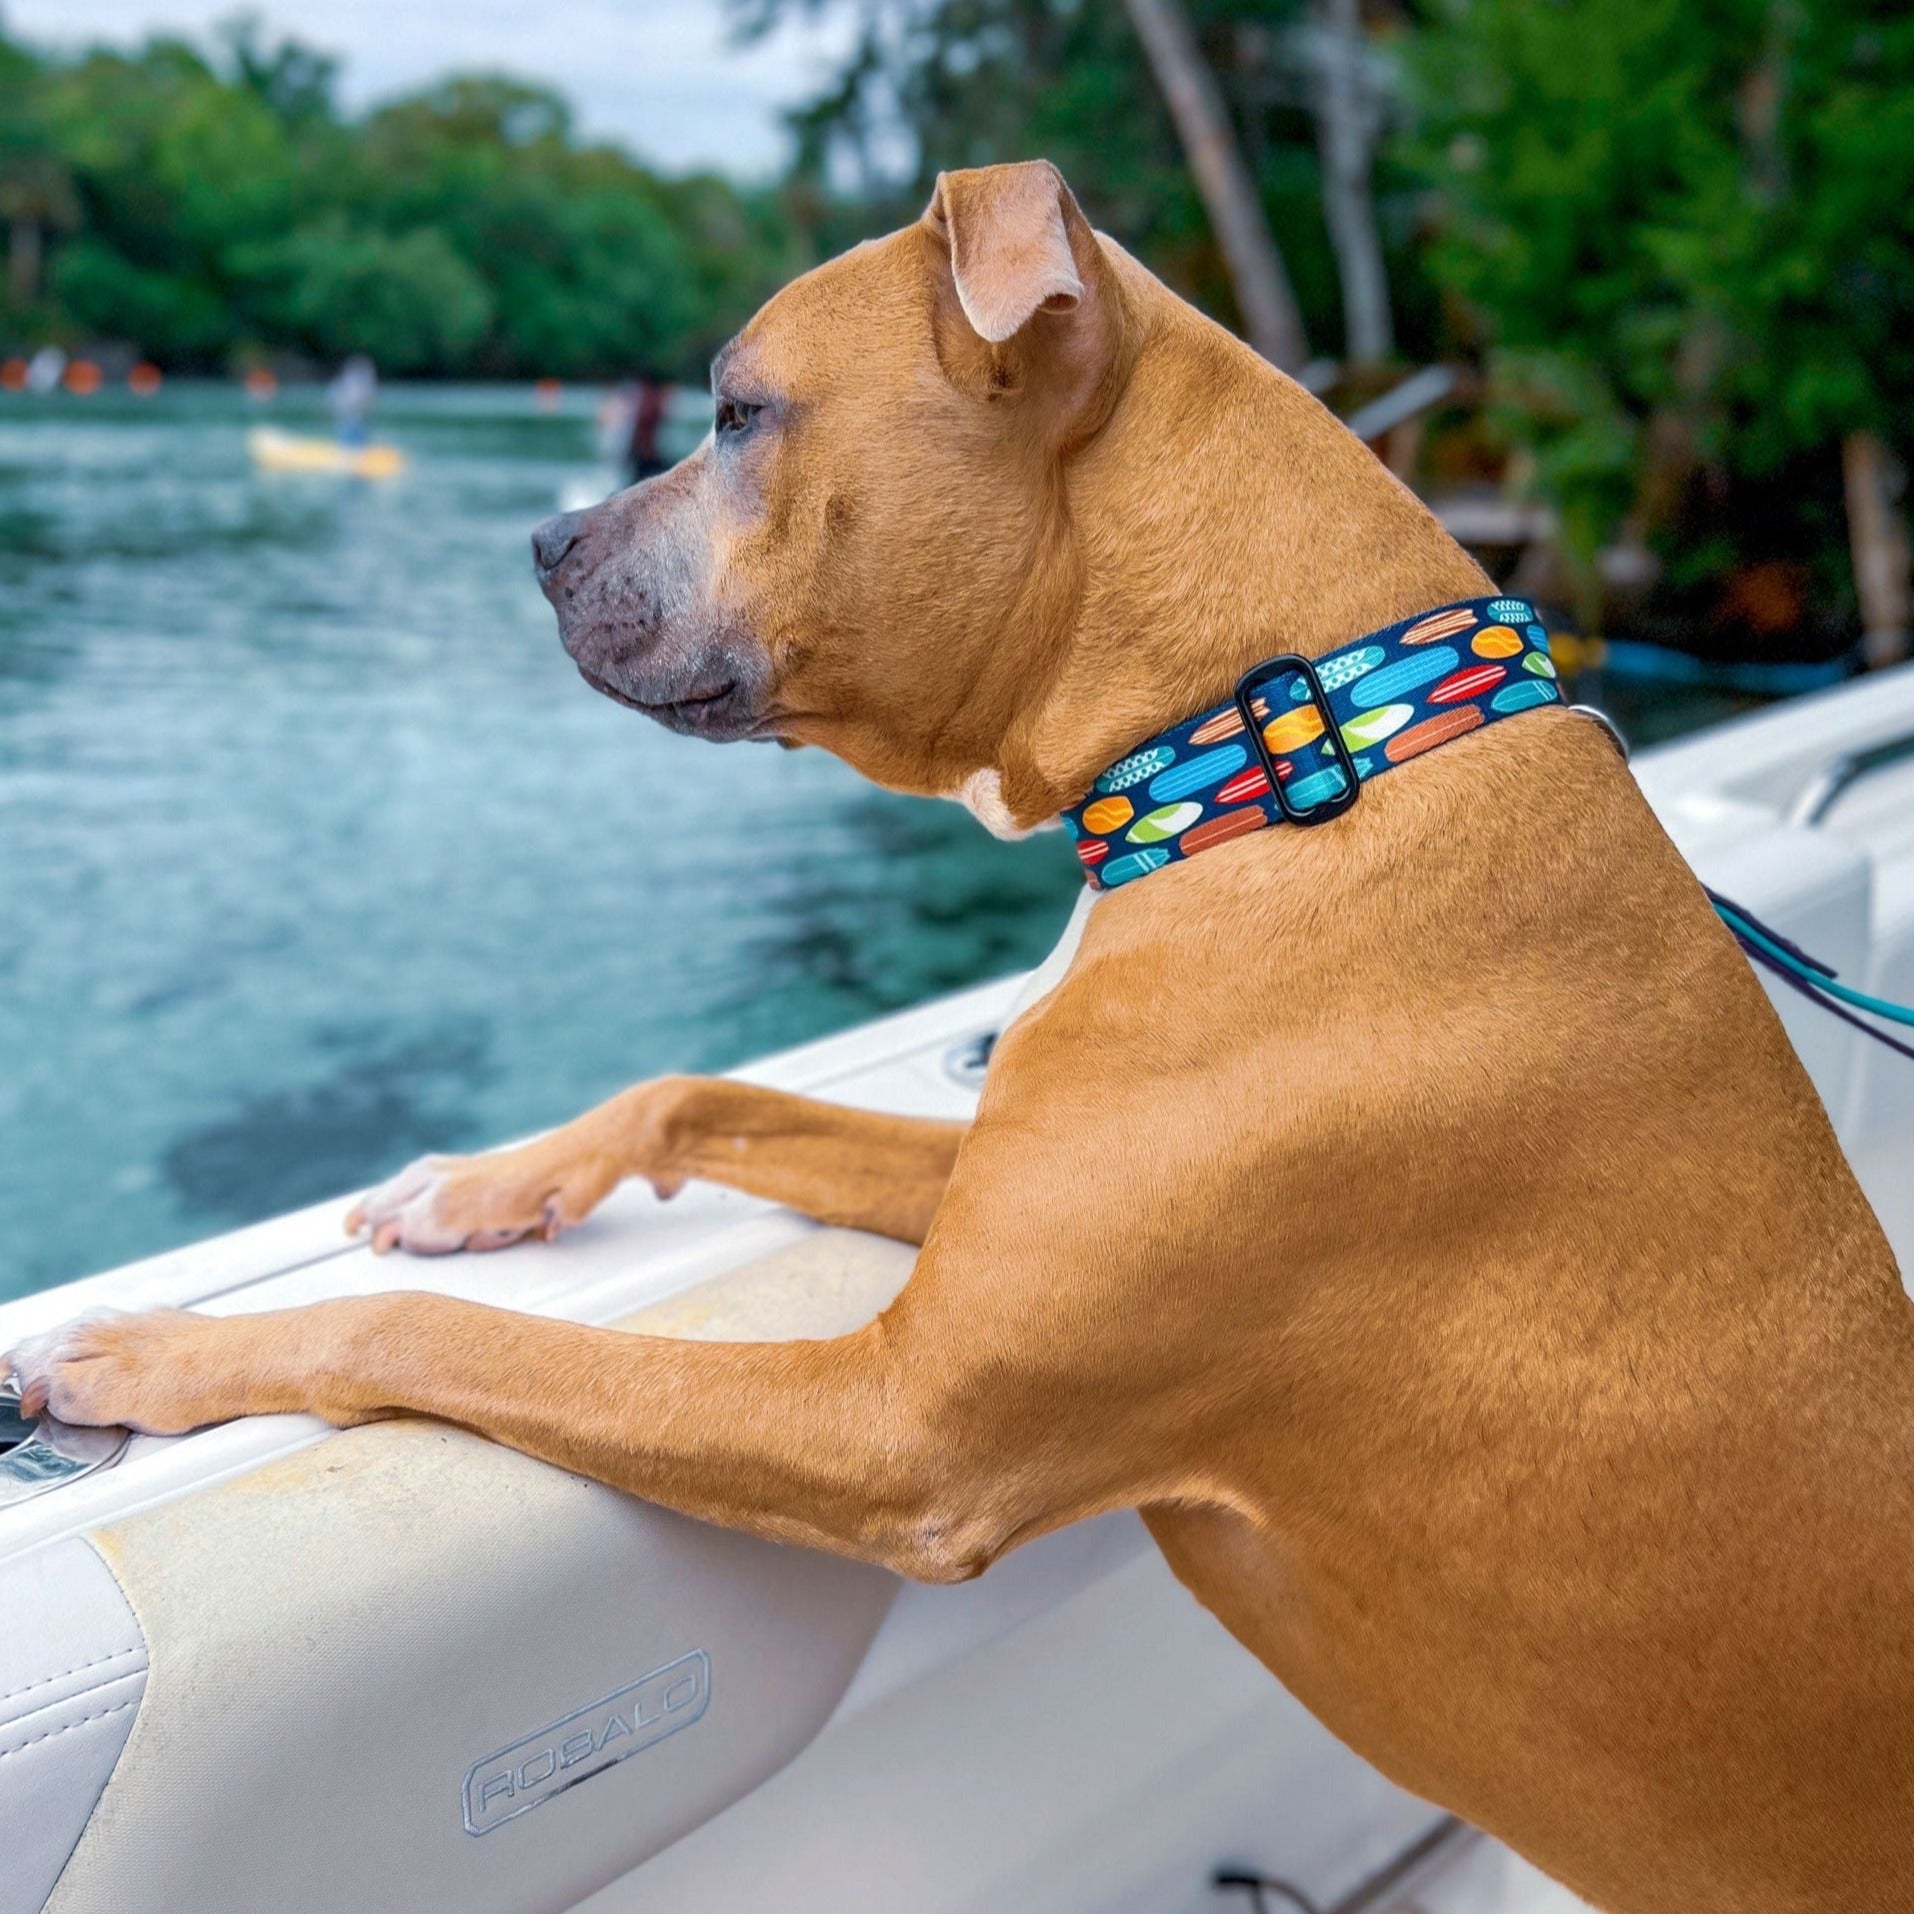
1062, 596, 1561, 889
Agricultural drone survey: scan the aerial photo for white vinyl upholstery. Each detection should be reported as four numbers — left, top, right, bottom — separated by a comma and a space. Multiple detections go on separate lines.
0, 1538, 147, 1914
43, 1231, 910, 1914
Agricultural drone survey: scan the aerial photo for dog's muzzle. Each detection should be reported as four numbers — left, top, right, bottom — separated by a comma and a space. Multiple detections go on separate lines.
531, 510, 769, 741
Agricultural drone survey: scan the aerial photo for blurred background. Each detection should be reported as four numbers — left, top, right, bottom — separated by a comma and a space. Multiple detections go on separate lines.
1, 0, 1909, 1297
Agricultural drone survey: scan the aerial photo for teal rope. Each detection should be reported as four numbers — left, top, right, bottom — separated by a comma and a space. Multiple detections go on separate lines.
1712, 897, 1914, 1031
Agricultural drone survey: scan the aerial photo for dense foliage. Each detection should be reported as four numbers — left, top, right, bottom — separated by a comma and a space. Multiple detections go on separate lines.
751, 0, 1423, 366
3, 5, 1910, 653
1415, 0, 1914, 642
753, 0, 1914, 652
0, 21, 802, 376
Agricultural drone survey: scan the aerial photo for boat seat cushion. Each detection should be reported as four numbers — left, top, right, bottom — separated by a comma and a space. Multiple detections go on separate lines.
0, 1538, 148, 1914
40, 1230, 913, 1914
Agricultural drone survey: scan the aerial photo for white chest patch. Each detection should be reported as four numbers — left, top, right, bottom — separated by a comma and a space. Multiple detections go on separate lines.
946, 768, 1038, 841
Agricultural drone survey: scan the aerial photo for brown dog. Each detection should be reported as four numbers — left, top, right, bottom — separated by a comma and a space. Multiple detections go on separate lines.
13, 161, 1914, 1913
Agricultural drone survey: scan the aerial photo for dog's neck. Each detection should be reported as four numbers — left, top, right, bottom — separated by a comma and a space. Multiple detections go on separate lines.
993, 265, 1490, 829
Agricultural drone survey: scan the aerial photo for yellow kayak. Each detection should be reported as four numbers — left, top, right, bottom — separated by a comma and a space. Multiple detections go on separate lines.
247, 427, 406, 479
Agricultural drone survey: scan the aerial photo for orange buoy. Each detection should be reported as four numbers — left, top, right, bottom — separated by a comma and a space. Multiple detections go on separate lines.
0, 358, 26, 392
64, 359, 103, 395
128, 362, 163, 397
243, 367, 279, 401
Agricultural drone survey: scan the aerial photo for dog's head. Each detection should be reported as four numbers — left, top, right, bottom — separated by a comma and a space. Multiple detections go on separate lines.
533, 160, 1134, 804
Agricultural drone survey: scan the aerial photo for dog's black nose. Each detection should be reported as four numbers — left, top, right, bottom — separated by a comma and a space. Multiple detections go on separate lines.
531, 512, 583, 574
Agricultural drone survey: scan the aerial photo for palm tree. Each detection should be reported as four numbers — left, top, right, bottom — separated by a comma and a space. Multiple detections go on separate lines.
1121, 0, 1312, 373
1845, 433, 1911, 669
1307, 0, 1392, 365
0, 149, 79, 310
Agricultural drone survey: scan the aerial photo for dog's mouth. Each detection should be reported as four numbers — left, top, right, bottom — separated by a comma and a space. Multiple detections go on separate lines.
577, 666, 761, 739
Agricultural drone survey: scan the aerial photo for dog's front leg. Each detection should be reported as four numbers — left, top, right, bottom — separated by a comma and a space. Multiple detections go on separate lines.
352, 1296, 1006, 1577
8, 1292, 1045, 1582
15, 1082, 1188, 1577
348, 1077, 968, 1254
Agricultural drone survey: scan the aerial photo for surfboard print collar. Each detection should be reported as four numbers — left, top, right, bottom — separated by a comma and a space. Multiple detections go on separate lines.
1062, 595, 1562, 890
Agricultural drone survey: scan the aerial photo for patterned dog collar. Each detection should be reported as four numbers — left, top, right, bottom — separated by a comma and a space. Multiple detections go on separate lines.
1063, 595, 1560, 889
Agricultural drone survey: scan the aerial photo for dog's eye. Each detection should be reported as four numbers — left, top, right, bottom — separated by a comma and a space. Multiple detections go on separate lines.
715, 397, 761, 438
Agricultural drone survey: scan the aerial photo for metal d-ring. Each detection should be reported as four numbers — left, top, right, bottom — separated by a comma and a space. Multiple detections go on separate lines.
1568, 703, 1630, 761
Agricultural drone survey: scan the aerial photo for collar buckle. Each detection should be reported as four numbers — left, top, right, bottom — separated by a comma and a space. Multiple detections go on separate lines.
1234, 653, 1362, 826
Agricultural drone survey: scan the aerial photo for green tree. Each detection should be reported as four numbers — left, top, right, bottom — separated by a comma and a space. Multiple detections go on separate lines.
738, 0, 1359, 360
35, 37, 305, 358
350, 79, 703, 375
1415, 0, 1914, 652
228, 221, 494, 370
0, 23, 797, 378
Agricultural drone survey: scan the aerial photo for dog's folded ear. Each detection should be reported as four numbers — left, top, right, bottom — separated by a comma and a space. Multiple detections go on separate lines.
923, 160, 1128, 441
928, 160, 1085, 343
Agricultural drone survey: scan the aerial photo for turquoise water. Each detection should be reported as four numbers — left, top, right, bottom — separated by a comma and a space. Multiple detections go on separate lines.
0, 384, 1080, 1300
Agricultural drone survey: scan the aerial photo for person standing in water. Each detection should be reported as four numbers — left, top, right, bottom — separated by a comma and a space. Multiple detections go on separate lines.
623, 375, 670, 485
327, 355, 377, 447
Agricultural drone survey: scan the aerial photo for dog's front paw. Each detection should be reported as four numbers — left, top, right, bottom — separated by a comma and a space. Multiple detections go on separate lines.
5, 1309, 251, 1435
344, 1143, 636, 1257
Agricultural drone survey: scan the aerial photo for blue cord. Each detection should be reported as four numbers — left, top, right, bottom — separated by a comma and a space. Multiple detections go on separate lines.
1711, 894, 1914, 1031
